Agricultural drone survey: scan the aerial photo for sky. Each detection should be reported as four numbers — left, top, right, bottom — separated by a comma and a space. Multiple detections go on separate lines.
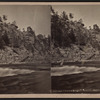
0, 5, 50, 36
52, 5, 100, 29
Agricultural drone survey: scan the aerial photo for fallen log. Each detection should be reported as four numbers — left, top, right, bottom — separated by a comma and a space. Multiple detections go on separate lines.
86, 54, 95, 60
20, 56, 29, 62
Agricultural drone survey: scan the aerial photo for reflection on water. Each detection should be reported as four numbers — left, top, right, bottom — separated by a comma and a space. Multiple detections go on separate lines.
51, 65, 100, 76
0, 68, 34, 77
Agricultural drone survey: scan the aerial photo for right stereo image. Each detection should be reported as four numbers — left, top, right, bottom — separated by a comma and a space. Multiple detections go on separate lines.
51, 5, 100, 93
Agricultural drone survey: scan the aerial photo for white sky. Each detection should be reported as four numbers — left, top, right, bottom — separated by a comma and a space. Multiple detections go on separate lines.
52, 5, 100, 29
0, 5, 50, 36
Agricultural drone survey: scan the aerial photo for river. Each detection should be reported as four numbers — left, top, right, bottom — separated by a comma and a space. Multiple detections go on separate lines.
51, 65, 100, 93
0, 65, 50, 94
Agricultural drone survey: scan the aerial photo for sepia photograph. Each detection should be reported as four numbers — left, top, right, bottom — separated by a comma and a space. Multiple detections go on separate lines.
1, 2, 100, 98
0, 5, 51, 94
51, 4, 100, 93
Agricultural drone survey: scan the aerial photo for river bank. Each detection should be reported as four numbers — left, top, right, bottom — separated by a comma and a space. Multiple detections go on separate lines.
51, 44, 100, 64
51, 60, 100, 67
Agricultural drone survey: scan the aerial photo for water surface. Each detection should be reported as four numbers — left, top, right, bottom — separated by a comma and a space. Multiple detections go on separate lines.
51, 65, 100, 76
51, 65, 100, 93
0, 68, 34, 77
0, 65, 50, 93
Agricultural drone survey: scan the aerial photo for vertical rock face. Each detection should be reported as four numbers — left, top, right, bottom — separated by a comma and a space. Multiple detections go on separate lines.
0, 16, 51, 64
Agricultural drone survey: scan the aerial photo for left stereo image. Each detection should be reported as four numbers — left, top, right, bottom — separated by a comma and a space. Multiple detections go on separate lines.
0, 5, 51, 94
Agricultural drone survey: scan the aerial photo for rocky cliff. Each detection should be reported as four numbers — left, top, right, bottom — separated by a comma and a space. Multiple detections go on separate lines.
51, 7, 100, 63
0, 15, 51, 64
